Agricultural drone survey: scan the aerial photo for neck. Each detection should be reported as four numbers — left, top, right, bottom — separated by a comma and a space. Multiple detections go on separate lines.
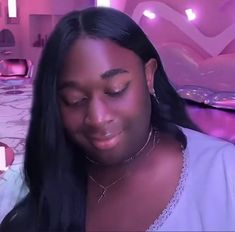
87, 127, 157, 187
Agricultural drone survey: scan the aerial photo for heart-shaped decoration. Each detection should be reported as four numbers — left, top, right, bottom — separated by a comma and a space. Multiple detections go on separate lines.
158, 42, 235, 92
132, 1, 235, 57
187, 105, 235, 144
177, 85, 235, 110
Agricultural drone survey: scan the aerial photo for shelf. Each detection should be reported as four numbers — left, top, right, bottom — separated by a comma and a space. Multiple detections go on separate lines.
29, 14, 62, 48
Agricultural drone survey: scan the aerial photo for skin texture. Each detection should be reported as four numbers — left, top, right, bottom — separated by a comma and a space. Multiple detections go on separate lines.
58, 38, 183, 231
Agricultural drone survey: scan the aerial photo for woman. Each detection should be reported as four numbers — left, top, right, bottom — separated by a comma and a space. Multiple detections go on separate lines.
1, 7, 235, 231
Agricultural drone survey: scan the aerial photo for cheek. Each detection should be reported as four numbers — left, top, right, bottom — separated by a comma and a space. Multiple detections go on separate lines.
59, 106, 84, 133
113, 83, 151, 126
131, 92, 151, 124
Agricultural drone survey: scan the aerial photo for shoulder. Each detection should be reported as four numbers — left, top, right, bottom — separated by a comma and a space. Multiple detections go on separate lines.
181, 126, 235, 179
181, 127, 235, 197
181, 126, 235, 160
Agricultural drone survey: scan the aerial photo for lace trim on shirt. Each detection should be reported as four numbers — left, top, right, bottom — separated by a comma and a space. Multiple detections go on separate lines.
146, 147, 189, 231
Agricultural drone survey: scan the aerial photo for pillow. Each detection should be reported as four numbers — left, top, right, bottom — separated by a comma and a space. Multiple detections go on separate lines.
0, 59, 28, 77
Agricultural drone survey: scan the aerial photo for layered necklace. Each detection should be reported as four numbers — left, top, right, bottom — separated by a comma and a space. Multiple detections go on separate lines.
88, 127, 160, 203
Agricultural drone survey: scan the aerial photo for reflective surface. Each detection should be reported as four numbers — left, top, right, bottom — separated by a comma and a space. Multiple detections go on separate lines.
177, 86, 235, 110
187, 103, 235, 144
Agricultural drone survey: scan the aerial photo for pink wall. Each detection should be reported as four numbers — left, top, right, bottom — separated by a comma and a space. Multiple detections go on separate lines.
128, 0, 235, 56
123, 0, 235, 96
0, 0, 94, 78
0, 0, 22, 57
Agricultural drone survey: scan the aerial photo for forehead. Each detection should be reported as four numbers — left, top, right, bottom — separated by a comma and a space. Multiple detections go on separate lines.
63, 37, 143, 75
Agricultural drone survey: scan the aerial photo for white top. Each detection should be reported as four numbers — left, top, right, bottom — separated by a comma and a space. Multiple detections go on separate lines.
148, 127, 235, 231
0, 127, 235, 231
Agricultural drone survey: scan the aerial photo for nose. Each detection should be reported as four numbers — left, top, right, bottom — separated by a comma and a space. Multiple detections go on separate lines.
84, 96, 113, 128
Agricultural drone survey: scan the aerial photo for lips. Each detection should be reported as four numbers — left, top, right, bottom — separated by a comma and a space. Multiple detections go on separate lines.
89, 132, 121, 150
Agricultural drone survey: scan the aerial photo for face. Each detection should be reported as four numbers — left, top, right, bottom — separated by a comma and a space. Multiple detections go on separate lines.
58, 37, 157, 165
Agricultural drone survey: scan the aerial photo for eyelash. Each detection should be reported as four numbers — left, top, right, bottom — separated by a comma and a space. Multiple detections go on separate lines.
106, 83, 129, 97
62, 83, 130, 107
63, 97, 87, 107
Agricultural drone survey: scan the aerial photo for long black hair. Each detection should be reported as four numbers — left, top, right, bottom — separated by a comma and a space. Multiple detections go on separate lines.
0, 7, 197, 232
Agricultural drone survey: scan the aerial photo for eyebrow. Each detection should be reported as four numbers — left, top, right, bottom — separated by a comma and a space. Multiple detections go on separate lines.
100, 68, 129, 79
59, 68, 129, 91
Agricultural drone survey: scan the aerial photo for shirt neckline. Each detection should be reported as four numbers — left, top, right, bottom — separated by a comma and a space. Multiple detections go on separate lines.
146, 145, 189, 231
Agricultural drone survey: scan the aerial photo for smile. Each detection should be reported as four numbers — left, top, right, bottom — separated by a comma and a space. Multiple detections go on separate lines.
90, 132, 121, 150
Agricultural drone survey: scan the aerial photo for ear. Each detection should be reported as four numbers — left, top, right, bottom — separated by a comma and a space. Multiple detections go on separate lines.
144, 58, 157, 94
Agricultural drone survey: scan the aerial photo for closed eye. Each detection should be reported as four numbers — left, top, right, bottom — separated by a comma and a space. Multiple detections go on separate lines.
63, 97, 88, 107
105, 82, 130, 97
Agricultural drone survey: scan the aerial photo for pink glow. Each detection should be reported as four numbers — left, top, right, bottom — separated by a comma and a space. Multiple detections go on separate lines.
110, 0, 127, 11
143, 10, 156, 19
185, 8, 196, 21
187, 105, 235, 144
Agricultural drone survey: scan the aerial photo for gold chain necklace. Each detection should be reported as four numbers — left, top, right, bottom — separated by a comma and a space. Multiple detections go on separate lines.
88, 128, 159, 203
86, 127, 154, 165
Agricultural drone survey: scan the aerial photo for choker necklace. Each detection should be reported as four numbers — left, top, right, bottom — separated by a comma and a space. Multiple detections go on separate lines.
85, 127, 156, 165
88, 128, 159, 203
124, 127, 154, 163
